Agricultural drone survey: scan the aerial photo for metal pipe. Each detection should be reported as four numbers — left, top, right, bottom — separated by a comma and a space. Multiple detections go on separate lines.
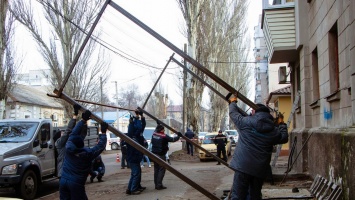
171, 57, 248, 116
56, 0, 110, 95
108, 1, 258, 110
49, 90, 220, 200
142, 53, 174, 109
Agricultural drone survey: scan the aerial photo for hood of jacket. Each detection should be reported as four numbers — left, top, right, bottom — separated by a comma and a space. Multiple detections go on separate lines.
253, 112, 275, 133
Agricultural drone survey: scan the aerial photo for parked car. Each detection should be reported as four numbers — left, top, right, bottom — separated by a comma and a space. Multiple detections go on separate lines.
198, 132, 208, 143
107, 132, 120, 150
224, 130, 239, 146
198, 132, 232, 161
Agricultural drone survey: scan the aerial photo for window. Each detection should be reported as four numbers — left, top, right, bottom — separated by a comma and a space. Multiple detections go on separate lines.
312, 47, 320, 101
328, 22, 339, 94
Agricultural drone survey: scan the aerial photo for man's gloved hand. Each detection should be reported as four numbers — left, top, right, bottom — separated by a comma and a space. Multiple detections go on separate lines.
177, 132, 183, 137
82, 110, 91, 121
101, 122, 108, 133
137, 108, 144, 116
225, 92, 238, 104
73, 104, 81, 115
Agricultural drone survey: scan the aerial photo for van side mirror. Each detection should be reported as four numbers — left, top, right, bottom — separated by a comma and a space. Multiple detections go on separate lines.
33, 139, 39, 147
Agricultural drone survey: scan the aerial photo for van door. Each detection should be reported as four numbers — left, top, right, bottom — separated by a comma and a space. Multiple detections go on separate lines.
33, 123, 55, 176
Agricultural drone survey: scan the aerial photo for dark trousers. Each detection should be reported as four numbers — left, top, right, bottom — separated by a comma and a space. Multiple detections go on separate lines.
186, 142, 193, 156
90, 167, 104, 181
59, 177, 88, 200
217, 146, 227, 164
231, 170, 263, 200
153, 154, 167, 188
127, 162, 141, 192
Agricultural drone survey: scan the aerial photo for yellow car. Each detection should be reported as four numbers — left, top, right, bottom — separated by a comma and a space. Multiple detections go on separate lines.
198, 132, 232, 161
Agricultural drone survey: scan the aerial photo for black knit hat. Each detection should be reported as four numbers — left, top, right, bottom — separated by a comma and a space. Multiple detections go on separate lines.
155, 124, 164, 132
255, 103, 270, 113
71, 135, 84, 148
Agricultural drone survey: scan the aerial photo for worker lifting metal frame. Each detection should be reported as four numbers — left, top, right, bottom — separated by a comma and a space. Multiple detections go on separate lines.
46, 0, 261, 199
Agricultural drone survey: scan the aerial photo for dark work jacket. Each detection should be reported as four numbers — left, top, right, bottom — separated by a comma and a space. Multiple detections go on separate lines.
228, 102, 288, 178
61, 120, 107, 185
184, 128, 195, 139
126, 117, 146, 163
55, 118, 77, 177
214, 134, 227, 148
151, 132, 180, 156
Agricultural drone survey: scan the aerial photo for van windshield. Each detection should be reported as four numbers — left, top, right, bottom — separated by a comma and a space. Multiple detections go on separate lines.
0, 122, 39, 142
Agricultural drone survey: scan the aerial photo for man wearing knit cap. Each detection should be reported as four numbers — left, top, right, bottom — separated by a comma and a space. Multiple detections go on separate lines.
227, 94, 289, 199
151, 123, 183, 190
59, 110, 108, 200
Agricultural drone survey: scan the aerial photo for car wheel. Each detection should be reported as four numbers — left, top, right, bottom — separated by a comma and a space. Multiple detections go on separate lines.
16, 170, 38, 200
111, 143, 119, 150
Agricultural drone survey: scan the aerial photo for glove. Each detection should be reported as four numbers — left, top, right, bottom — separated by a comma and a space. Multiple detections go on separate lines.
177, 132, 183, 137
225, 92, 238, 104
101, 122, 108, 133
137, 108, 144, 116
82, 110, 91, 121
73, 104, 81, 115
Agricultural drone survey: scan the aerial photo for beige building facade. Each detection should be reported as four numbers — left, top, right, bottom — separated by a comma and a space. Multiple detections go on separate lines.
262, 0, 355, 198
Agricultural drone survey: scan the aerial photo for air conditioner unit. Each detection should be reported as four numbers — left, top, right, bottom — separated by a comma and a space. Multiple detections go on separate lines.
278, 66, 287, 84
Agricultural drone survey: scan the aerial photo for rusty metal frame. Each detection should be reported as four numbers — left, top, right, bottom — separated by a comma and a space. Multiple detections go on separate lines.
108, 1, 258, 110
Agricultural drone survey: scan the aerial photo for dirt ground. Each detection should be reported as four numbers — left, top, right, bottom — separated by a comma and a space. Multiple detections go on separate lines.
37, 148, 313, 200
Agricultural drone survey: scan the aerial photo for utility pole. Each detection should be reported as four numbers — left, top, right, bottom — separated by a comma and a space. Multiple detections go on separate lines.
183, 44, 187, 133
113, 81, 120, 130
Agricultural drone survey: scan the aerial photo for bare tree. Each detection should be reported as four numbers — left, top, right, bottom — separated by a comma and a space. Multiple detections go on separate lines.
118, 84, 143, 110
0, 0, 19, 119
177, 0, 208, 133
10, 0, 110, 118
177, 0, 250, 131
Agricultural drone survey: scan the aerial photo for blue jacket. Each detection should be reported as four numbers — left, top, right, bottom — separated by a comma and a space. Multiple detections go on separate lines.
228, 102, 288, 178
126, 117, 146, 163
61, 120, 107, 185
184, 128, 195, 139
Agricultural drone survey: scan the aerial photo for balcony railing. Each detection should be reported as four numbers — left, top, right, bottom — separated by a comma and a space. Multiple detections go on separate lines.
261, 0, 297, 64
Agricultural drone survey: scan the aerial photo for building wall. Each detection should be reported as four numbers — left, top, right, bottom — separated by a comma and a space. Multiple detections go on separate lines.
5, 102, 65, 127
290, 0, 355, 199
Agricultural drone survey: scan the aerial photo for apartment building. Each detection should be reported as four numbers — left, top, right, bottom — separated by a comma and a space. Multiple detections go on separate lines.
262, 0, 355, 198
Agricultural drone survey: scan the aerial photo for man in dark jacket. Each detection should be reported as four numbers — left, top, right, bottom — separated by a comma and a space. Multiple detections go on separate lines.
55, 104, 80, 178
151, 124, 182, 190
59, 110, 108, 200
214, 130, 227, 165
227, 95, 288, 200
126, 110, 146, 195
89, 155, 105, 183
184, 128, 195, 156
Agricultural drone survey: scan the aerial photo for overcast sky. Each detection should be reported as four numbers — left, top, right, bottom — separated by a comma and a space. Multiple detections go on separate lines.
15, 0, 262, 105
